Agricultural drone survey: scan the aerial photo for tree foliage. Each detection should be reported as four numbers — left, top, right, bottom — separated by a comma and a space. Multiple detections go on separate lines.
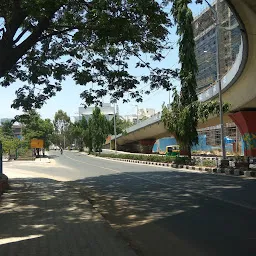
53, 110, 70, 134
0, 120, 14, 137
108, 116, 133, 135
17, 110, 54, 148
68, 116, 88, 151
162, 94, 230, 157
0, 0, 180, 110
88, 106, 109, 152
0, 126, 19, 154
161, 0, 229, 158
163, 0, 198, 157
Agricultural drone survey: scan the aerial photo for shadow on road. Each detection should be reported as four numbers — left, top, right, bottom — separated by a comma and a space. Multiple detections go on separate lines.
0, 178, 134, 256
47, 154, 60, 159
72, 171, 256, 256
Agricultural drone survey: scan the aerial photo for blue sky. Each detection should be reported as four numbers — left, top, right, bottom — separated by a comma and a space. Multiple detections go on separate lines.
0, 1, 211, 121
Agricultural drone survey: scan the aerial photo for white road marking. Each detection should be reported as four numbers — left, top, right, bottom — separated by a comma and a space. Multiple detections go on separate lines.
64, 152, 256, 211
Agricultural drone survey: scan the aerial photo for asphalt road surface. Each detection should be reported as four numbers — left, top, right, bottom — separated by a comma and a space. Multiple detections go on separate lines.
5, 150, 256, 256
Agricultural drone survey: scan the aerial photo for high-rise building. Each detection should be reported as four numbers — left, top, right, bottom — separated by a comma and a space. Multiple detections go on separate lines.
77, 103, 115, 121
123, 108, 156, 124
193, 0, 241, 93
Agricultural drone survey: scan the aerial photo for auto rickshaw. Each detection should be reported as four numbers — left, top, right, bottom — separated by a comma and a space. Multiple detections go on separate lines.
165, 145, 180, 156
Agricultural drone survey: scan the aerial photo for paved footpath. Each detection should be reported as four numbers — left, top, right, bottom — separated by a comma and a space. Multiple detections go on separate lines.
0, 178, 136, 256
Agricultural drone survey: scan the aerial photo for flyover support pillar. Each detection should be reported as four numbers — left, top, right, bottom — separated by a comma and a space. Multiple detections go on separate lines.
229, 111, 256, 157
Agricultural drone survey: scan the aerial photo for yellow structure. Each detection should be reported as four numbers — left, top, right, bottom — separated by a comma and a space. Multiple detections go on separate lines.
30, 139, 44, 149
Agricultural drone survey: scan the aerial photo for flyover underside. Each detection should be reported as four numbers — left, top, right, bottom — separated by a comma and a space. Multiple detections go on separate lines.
111, 0, 256, 147
222, 0, 256, 111
115, 122, 170, 146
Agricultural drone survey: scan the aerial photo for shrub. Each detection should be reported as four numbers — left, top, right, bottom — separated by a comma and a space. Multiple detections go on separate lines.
195, 158, 217, 167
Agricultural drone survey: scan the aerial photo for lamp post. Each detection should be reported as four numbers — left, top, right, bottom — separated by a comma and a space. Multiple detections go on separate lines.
113, 103, 117, 154
135, 105, 139, 124
205, 0, 226, 159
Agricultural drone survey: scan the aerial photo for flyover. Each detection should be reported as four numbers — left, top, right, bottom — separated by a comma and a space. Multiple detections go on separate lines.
107, 0, 256, 156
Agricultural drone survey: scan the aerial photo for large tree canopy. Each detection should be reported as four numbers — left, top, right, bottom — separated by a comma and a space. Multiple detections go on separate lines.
0, 0, 183, 110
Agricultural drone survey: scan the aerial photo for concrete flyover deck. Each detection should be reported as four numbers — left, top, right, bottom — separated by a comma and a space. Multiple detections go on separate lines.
109, 0, 256, 148
200, 0, 256, 128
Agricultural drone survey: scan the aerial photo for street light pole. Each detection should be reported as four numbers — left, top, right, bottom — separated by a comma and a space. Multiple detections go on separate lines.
205, 0, 226, 159
135, 105, 139, 124
113, 104, 117, 154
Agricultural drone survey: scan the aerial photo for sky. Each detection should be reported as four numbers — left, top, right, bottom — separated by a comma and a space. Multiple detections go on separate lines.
0, 1, 212, 121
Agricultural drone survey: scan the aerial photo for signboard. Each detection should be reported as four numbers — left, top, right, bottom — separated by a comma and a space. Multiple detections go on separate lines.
30, 139, 44, 149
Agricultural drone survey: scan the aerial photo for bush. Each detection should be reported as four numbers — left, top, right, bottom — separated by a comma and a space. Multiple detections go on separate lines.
94, 153, 216, 167
173, 156, 193, 165
195, 158, 217, 167
95, 153, 178, 163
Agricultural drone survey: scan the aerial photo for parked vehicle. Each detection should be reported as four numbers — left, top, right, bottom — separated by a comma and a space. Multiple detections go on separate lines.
165, 145, 180, 156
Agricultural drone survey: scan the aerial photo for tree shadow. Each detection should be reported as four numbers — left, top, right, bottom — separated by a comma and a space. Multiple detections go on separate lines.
72, 171, 256, 256
0, 178, 135, 256
47, 154, 60, 159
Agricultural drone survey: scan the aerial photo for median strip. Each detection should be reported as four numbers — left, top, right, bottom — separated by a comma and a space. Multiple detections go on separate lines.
88, 153, 256, 178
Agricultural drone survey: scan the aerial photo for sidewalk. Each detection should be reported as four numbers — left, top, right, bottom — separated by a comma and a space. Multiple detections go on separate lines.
0, 179, 136, 256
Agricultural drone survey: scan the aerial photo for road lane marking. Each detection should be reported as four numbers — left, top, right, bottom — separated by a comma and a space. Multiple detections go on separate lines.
64, 152, 256, 211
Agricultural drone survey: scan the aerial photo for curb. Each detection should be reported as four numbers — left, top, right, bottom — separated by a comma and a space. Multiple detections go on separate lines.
101, 157, 256, 178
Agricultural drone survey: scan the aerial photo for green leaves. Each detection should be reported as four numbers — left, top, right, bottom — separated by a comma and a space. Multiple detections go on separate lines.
108, 115, 133, 135
0, 120, 14, 137
0, 123, 19, 153
0, 0, 178, 110
17, 110, 54, 149
53, 110, 71, 134
89, 107, 109, 152
162, 98, 230, 156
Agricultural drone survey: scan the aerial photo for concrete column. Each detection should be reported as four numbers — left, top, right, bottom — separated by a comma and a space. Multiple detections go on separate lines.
229, 111, 256, 156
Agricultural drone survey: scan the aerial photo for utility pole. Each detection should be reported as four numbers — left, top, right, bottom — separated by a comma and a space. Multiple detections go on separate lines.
205, 0, 226, 159
136, 105, 139, 124
113, 104, 117, 154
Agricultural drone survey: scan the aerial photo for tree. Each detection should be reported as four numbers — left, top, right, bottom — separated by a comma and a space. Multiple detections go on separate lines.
68, 116, 88, 151
53, 110, 70, 133
168, 0, 198, 157
162, 95, 230, 158
161, 0, 229, 158
88, 107, 109, 153
85, 118, 93, 153
108, 116, 133, 135
0, 0, 178, 110
18, 110, 54, 150
53, 110, 71, 148
0, 128, 19, 155
0, 120, 14, 137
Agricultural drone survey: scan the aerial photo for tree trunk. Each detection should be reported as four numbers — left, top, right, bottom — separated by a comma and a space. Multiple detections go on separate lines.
180, 145, 191, 159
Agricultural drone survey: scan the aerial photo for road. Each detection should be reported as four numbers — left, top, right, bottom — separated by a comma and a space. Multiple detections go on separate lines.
3, 150, 256, 256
